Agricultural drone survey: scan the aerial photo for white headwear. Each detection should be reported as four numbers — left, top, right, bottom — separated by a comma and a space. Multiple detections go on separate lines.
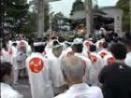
33, 42, 46, 47
72, 38, 83, 45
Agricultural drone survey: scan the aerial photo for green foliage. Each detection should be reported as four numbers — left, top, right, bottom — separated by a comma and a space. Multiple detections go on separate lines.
70, 0, 84, 15
2, 0, 29, 34
24, 2, 50, 36
116, 0, 130, 32
21, 12, 37, 37
1, 0, 51, 38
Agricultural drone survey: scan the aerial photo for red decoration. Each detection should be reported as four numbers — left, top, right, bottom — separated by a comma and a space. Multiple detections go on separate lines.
29, 57, 44, 73
89, 54, 97, 63
100, 52, 107, 58
107, 57, 116, 65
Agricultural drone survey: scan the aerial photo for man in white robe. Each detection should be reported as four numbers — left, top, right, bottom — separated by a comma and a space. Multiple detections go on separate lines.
71, 38, 92, 84
47, 40, 66, 95
26, 42, 54, 98
55, 55, 103, 98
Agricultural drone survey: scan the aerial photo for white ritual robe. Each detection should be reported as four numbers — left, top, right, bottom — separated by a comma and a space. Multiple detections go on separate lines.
26, 53, 54, 98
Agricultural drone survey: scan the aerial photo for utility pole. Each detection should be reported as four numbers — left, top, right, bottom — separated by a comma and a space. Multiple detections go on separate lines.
85, 0, 93, 38
35, 0, 61, 37
36, 0, 45, 37
49, 12, 54, 32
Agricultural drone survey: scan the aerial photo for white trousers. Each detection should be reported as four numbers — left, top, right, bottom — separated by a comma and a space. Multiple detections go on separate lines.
13, 68, 19, 84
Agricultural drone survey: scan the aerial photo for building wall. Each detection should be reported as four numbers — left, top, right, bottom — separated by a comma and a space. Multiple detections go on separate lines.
102, 7, 123, 37
70, 11, 86, 20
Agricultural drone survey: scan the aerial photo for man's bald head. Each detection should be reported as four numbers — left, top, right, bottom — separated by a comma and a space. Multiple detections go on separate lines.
61, 55, 85, 83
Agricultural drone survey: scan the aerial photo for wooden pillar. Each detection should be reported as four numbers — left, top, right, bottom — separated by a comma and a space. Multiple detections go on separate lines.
85, 0, 93, 39
37, 0, 45, 37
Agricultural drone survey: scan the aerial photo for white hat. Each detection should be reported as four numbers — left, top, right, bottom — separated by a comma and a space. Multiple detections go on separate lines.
72, 38, 83, 45
33, 42, 46, 46
64, 41, 73, 45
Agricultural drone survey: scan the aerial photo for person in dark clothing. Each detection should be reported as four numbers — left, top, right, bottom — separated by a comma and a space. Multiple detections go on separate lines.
99, 43, 131, 98
105, 31, 118, 43
125, 32, 131, 40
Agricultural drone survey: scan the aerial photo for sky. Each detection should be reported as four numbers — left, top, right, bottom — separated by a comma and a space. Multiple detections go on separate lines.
28, 0, 119, 17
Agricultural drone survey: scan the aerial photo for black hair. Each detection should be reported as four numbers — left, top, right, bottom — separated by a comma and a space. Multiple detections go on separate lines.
58, 36, 65, 42
34, 45, 46, 53
12, 42, 17, 47
35, 37, 43, 42
53, 40, 59, 46
51, 36, 57, 40
89, 44, 96, 52
0, 62, 12, 82
109, 43, 127, 60
102, 42, 108, 48
2, 42, 8, 50
28, 38, 34, 46
52, 40, 63, 50
72, 44, 83, 53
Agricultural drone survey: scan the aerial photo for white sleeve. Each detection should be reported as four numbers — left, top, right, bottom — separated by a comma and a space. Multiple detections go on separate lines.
88, 87, 103, 98
1, 89, 23, 98
9, 93, 23, 98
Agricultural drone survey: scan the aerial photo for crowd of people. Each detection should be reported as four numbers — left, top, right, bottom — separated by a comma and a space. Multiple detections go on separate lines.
0, 31, 131, 98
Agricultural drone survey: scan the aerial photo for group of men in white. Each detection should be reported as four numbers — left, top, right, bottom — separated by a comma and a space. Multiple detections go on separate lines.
0, 35, 131, 98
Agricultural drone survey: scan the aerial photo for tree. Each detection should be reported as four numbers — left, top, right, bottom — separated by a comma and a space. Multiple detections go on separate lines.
21, 12, 37, 37
0, 0, 29, 37
116, 0, 130, 32
70, 0, 85, 15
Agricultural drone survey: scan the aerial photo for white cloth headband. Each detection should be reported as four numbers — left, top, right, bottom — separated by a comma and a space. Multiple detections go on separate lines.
33, 42, 46, 46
